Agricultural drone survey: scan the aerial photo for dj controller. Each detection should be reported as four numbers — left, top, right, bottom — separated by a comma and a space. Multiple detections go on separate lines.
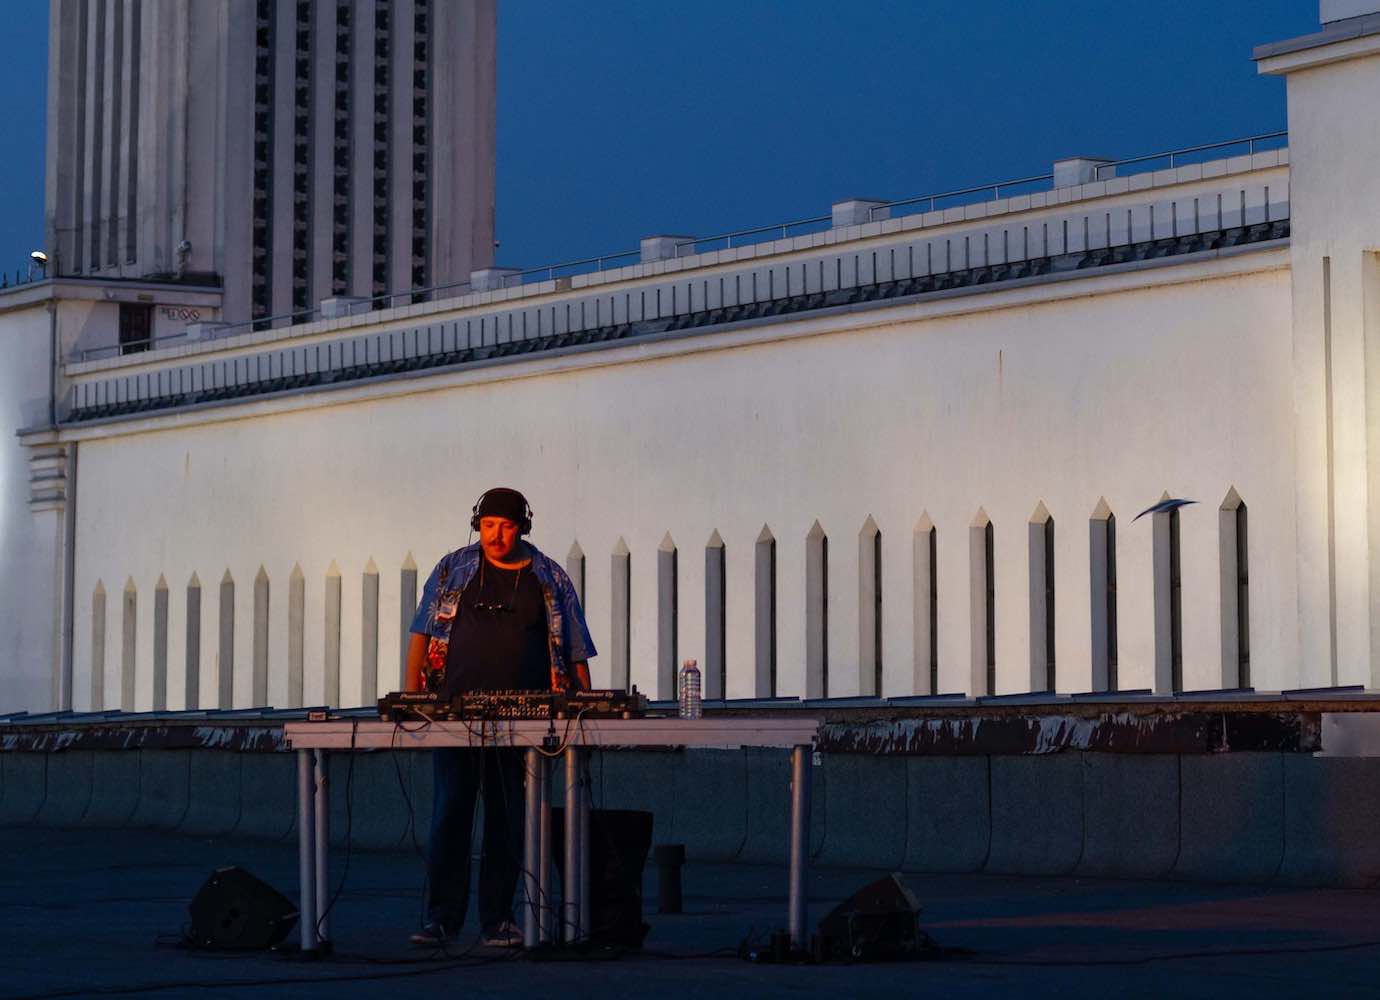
378, 687, 648, 722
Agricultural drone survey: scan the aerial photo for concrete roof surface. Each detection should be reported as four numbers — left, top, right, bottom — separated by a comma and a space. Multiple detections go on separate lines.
2, 828, 1377, 999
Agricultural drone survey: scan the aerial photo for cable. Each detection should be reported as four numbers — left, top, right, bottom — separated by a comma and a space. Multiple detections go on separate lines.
313, 717, 358, 940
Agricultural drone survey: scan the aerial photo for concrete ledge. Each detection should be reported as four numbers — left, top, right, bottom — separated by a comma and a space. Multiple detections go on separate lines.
130, 750, 190, 829
903, 756, 990, 872
1079, 753, 1179, 879
668, 749, 749, 861
1278, 755, 1380, 888
987, 754, 1083, 875
1175, 752, 1284, 883
233, 753, 296, 841
0, 753, 47, 825
178, 751, 242, 837
35, 752, 92, 827
818, 754, 905, 868
83, 750, 141, 827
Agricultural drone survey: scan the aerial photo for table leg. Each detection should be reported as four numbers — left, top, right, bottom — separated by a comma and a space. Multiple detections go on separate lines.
313, 750, 330, 948
296, 749, 319, 953
788, 744, 812, 951
539, 757, 553, 943
563, 746, 583, 942
578, 756, 591, 939
522, 748, 541, 948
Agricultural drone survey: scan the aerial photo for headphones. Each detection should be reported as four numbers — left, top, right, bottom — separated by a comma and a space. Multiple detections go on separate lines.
470, 488, 534, 535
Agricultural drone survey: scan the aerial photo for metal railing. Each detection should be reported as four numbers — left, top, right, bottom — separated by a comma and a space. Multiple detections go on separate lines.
79, 330, 190, 362
671, 214, 833, 258
1091, 131, 1287, 181
517, 249, 642, 282
69, 130, 1289, 363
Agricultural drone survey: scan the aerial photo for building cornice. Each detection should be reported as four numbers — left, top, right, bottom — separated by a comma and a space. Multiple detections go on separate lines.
1256, 17, 1380, 74
20, 242, 1290, 447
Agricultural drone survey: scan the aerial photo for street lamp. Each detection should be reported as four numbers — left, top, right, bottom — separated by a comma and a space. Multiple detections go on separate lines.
28, 250, 47, 280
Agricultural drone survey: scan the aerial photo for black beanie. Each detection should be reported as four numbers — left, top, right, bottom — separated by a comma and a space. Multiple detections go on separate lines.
474, 487, 531, 531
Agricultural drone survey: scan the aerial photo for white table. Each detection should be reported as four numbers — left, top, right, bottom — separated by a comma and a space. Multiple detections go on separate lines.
283, 716, 822, 952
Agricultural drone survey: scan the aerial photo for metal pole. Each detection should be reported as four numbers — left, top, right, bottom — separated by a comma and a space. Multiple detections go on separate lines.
578, 754, 591, 939
313, 750, 330, 947
787, 744, 812, 951
522, 748, 541, 948
539, 758, 553, 943
563, 747, 582, 942
296, 750, 318, 953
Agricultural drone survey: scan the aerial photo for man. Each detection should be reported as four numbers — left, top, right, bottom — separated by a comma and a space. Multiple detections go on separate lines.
404, 487, 595, 947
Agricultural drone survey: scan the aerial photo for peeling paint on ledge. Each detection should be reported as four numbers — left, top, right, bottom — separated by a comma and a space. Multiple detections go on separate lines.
0, 707, 1324, 755
817, 711, 1319, 755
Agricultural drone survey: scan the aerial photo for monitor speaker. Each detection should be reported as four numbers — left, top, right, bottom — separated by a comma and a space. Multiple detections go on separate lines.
188, 866, 299, 951
815, 873, 925, 962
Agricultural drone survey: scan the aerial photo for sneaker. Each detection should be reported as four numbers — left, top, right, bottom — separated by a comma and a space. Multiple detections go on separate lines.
481, 920, 524, 948
409, 920, 458, 947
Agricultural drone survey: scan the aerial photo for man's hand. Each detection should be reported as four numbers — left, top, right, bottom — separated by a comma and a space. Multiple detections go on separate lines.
573, 661, 591, 692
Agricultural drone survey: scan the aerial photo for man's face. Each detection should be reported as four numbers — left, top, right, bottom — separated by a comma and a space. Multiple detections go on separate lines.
479, 516, 522, 562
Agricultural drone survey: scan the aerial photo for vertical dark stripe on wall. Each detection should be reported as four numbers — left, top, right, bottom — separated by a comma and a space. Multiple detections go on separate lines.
73, 0, 89, 273
1106, 514, 1118, 691
1169, 509, 1183, 693
372, 0, 392, 299
107, 0, 122, 267
411, 0, 432, 295
332, 0, 352, 295
251, 0, 275, 320
984, 521, 995, 696
928, 526, 938, 695
1324, 255, 1339, 685
90, 0, 106, 270
125, 0, 140, 262
185, 575, 201, 709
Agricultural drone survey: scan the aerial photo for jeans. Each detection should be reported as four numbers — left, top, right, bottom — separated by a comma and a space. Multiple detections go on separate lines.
426, 747, 525, 931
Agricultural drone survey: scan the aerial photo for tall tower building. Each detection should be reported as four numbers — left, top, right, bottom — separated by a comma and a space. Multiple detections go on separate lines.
43, 0, 496, 326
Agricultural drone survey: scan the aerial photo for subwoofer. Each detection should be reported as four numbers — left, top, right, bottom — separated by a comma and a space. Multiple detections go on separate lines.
188, 866, 299, 950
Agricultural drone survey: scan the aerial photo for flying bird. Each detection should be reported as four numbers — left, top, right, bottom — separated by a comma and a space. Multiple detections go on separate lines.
1133, 497, 1198, 522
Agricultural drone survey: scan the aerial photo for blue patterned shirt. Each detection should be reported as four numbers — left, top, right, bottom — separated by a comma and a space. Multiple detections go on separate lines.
410, 541, 596, 690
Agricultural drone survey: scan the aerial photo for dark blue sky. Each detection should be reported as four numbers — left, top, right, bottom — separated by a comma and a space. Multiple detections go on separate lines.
0, 0, 1319, 280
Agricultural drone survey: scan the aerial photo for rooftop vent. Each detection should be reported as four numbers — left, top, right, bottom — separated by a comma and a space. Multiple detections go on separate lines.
640, 235, 695, 263
469, 267, 523, 292
831, 199, 890, 228
1321, 0, 1380, 23
1052, 157, 1114, 188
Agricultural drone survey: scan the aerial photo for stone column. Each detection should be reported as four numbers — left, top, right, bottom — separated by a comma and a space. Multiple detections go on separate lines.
26, 437, 76, 711
1258, 10, 1380, 686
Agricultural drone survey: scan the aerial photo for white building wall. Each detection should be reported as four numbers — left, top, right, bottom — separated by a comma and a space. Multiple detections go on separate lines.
1260, 28, 1380, 687
0, 305, 59, 711
62, 254, 1297, 709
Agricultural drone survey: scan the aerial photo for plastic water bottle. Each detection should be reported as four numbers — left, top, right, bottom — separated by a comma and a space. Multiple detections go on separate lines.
678, 659, 702, 719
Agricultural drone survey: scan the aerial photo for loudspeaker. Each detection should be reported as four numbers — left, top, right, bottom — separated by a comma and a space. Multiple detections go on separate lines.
815, 873, 925, 962
188, 866, 299, 950
552, 808, 653, 948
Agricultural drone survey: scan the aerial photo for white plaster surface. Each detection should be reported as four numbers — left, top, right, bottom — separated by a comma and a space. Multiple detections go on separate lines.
0, 305, 59, 711
59, 259, 1297, 711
